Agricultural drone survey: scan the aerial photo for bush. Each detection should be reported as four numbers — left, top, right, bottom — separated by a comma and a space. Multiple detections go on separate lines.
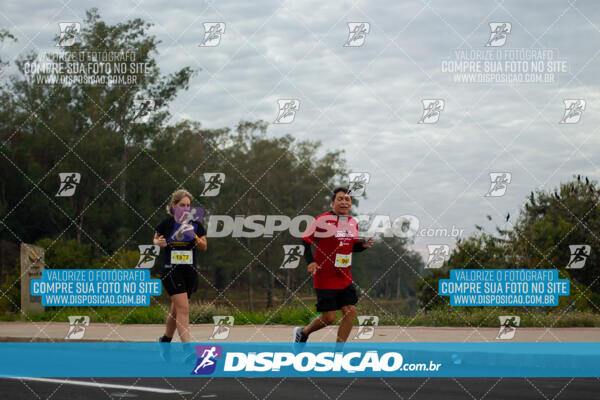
35, 238, 94, 268
94, 248, 141, 269
0, 262, 20, 314
190, 302, 225, 324
557, 276, 600, 312
416, 268, 450, 311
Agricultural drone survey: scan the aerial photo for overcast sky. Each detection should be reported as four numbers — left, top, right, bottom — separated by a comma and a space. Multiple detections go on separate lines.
2, 0, 599, 260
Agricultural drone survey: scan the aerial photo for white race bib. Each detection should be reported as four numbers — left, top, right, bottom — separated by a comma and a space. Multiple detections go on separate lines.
334, 253, 352, 268
171, 250, 193, 265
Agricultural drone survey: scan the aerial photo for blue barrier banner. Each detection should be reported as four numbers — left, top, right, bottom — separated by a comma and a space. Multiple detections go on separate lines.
439, 269, 570, 306
29, 269, 161, 306
0, 342, 598, 377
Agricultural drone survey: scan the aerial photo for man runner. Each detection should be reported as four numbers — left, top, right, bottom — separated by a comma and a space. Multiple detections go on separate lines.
294, 187, 374, 343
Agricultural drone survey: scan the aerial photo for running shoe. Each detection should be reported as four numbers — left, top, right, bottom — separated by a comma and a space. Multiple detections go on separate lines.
293, 326, 308, 343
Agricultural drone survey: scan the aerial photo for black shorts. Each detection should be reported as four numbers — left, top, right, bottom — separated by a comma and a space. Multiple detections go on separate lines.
161, 264, 198, 299
315, 283, 358, 312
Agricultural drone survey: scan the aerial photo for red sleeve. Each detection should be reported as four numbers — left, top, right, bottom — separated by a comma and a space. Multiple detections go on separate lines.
302, 216, 319, 245
303, 212, 337, 243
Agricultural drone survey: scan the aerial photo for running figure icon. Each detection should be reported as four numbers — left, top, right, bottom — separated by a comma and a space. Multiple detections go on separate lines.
191, 345, 222, 375
193, 347, 217, 373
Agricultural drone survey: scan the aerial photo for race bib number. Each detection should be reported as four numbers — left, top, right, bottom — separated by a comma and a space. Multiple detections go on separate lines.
171, 250, 193, 265
335, 253, 352, 268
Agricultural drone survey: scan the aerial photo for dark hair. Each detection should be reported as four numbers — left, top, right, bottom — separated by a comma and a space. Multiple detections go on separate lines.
331, 187, 350, 202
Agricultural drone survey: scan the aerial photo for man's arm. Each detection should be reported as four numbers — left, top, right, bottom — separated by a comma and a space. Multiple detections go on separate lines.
303, 240, 321, 276
353, 238, 374, 252
303, 240, 314, 264
352, 241, 367, 252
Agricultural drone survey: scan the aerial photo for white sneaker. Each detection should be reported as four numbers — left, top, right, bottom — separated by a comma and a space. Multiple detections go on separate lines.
293, 326, 308, 343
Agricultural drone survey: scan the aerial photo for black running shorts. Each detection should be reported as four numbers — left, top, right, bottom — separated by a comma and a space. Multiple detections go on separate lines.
161, 264, 198, 299
315, 283, 358, 312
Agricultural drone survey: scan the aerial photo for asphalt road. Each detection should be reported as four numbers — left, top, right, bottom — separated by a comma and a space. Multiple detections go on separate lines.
0, 377, 597, 400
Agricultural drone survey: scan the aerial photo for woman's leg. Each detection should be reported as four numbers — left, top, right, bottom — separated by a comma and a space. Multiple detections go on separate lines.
171, 292, 191, 342
164, 300, 177, 339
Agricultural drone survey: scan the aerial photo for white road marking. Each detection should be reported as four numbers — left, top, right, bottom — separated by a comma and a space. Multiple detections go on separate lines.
3, 377, 189, 394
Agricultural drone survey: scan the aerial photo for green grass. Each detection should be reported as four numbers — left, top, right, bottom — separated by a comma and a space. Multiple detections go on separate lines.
1, 303, 599, 327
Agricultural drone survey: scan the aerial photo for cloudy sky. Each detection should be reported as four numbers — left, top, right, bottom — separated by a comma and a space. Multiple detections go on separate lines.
2, 0, 599, 259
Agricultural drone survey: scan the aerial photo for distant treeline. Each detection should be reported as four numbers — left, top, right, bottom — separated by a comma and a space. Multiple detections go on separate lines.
0, 10, 424, 312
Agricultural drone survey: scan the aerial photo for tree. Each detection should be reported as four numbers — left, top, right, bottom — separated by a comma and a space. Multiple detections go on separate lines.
195, 121, 348, 309
418, 177, 600, 311
1, 9, 194, 253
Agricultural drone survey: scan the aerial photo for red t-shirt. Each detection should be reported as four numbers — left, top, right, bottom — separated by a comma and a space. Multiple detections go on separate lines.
302, 211, 361, 289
